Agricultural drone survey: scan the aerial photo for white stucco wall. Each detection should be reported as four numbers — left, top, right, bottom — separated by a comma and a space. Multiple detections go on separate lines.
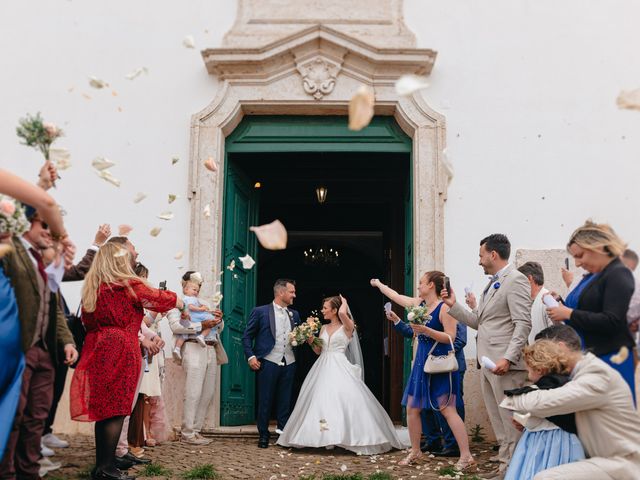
1, 2, 639, 435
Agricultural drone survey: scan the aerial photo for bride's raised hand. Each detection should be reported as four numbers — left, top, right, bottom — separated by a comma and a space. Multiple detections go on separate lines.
338, 294, 349, 314
385, 310, 400, 323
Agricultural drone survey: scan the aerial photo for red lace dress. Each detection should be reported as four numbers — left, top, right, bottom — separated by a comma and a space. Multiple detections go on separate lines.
70, 280, 176, 422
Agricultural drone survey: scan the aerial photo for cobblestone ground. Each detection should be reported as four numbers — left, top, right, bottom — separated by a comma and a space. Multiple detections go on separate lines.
46, 435, 498, 480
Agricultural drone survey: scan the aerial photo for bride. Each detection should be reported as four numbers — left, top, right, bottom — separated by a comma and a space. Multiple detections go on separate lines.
277, 295, 406, 454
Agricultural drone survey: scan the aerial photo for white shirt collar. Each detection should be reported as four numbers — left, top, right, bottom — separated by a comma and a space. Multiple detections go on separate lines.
492, 263, 511, 281
272, 302, 288, 312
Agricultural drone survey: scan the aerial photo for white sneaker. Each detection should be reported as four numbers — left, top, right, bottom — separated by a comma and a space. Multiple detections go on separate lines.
38, 457, 62, 476
195, 335, 207, 348
172, 347, 182, 362
181, 434, 211, 445
41, 442, 55, 457
42, 433, 69, 449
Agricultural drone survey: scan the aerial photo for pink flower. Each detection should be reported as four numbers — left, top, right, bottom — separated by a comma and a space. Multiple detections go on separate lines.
43, 122, 58, 138
0, 200, 16, 215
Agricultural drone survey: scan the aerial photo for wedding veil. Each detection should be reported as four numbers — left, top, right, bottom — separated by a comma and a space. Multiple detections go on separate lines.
344, 306, 365, 381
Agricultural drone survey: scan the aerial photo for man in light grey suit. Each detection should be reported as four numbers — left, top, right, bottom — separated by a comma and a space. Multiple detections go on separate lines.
442, 234, 531, 478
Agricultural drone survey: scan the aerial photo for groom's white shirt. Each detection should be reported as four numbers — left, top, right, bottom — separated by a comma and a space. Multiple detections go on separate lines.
264, 302, 295, 366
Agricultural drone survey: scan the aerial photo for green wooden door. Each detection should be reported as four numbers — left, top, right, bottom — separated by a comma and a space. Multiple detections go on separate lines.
219, 162, 258, 425
219, 115, 412, 426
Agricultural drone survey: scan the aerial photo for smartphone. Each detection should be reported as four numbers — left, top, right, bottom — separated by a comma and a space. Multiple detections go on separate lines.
443, 276, 451, 292
159, 280, 167, 291
564, 258, 570, 270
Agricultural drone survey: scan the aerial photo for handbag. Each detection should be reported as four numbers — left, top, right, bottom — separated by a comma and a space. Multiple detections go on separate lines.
423, 334, 458, 374
424, 334, 458, 412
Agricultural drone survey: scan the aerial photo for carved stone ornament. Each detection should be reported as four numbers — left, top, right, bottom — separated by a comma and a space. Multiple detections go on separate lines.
297, 57, 341, 100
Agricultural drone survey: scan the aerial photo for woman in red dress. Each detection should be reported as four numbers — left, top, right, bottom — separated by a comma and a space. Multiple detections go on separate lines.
70, 242, 183, 480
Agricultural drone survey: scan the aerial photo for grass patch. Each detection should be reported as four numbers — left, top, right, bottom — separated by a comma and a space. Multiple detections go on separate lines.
140, 463, 173, 477
367, 473, 393, 480
77, 465, 94, 479
182, 464, 220, 479
437, 465, 481, 480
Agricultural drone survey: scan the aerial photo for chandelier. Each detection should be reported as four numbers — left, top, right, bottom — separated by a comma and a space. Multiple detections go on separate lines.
303, 246, 339, 267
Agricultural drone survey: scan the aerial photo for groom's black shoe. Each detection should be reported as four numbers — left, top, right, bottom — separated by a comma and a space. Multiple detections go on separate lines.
258, 436, 270, 448
432, 446, 460, 457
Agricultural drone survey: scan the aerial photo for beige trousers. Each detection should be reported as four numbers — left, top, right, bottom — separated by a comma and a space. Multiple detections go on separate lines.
480, 367, 527, 472
534, 452, 640, 480
181, 342, 218, 438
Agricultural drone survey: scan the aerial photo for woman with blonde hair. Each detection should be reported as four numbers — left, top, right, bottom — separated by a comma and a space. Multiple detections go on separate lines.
546, 220, 636, 401
70, 243, 183, 480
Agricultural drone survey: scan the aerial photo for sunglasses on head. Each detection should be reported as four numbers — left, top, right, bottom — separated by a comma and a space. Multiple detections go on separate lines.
33, 219, 49, 230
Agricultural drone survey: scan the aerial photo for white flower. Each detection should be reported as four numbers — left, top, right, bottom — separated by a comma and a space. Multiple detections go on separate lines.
407, 312, 416, 321
291, 340, 298, 347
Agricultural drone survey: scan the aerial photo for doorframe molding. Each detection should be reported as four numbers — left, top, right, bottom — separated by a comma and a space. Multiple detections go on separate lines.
188, 26, 449, 428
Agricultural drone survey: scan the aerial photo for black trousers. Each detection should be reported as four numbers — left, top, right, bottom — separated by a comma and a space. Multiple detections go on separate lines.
43, 361, 68, 435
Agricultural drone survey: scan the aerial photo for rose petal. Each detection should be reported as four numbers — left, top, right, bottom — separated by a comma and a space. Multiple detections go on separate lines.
611, 346, 629, 364
617, 88, 640, 111
249, 220, 288, 250
183, 35, 196, 49
96, 170, 121, 187
348, 86, 375, 131
133, 192, 147, 204
203, 204, 211, 217
124, 67, 148, 80
204, 157, 217, 172
172, 156, 180, 165
239, 254, 256, 270
174, 251, 184, 260
150, 227, 162, 237
158, 211, 174, 221
92, 157, 115, 171
88, 76, 109, 89
340, 465, 347, 472
118, 224, 133, 236
168, 194, 178, 204
50, 148, 71, 171
394, 75, 430, 96
226, 259, 236, 271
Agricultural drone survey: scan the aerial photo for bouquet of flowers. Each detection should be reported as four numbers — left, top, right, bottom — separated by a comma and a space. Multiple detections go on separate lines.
289, 315, 323, 348
0, 196, 30, 237
16, 112, 64, 161
405, 305, 432, 325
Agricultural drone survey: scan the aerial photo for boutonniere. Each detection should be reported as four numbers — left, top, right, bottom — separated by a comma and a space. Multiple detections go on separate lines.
286, 309, 293, 318
493, 282, 501, 290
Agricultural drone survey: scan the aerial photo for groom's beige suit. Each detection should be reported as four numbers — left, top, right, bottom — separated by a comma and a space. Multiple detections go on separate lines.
448, 265, 532, 473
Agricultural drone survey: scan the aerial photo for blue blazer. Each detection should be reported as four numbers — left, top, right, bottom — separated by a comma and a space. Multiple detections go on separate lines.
393, 320, 467, 372
242, 303, 302, 360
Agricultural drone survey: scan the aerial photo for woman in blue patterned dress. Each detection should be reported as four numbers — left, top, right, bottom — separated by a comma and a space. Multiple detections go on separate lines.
385, 271, 474, 471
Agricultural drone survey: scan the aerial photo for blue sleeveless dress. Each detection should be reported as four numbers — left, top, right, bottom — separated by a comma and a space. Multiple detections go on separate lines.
0, 267, 25, 459
402, 302, 460, 410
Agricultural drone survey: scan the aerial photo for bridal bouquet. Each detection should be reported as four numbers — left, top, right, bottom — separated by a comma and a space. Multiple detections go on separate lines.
16, 113, 64, 161
289, 316, 323, 348
405, 305, 432, 325
0, 196, 30, 237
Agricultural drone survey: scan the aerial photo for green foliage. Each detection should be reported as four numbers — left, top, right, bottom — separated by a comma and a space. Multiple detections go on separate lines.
182, 464, 220, 479
470, 423, 486, 443
437, 465, 481, 479
76, 464, 94, 479
367, 473, 393, 480
15, 112, 63, 160
140, 463, 173, 477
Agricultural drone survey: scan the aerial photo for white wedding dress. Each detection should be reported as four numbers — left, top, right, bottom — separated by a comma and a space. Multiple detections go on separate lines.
277, 325, 406, 454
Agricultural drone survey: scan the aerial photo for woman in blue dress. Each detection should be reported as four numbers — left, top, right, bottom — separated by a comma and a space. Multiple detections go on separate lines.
547, 221, 636, 403
384, 271, 474, 471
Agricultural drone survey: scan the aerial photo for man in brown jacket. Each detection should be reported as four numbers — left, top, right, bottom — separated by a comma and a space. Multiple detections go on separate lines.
0, 209, 78, 480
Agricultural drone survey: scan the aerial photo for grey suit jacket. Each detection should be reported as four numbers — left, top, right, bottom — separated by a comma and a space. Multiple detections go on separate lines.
502, 353, 640, 479
449, 265, 532, 370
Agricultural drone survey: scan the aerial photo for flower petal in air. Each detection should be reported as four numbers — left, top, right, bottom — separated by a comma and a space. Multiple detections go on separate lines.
394, 75, 430, 97
348, 86, 375, 131
239, 254, 256, 270
249, 219, 288, 250
92, 157, 115, 171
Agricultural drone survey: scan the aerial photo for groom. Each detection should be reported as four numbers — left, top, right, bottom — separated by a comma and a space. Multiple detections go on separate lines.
242, 279, 301, 448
